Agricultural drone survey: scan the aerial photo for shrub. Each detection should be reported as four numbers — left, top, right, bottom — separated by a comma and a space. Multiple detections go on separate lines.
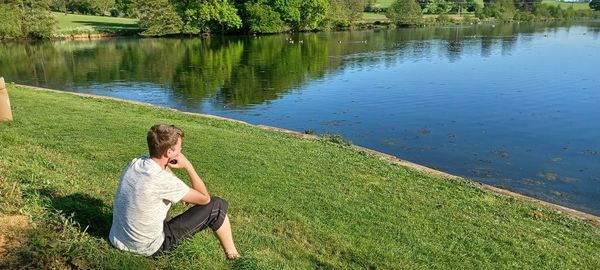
110, 8, 119, 17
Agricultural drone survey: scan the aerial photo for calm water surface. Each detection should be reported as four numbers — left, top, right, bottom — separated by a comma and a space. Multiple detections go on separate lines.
2, 22, 599, 215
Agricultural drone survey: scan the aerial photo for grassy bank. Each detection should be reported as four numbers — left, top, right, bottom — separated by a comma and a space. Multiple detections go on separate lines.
1, 85, 600, 269
541, 0, 591, 11
53, 12, 141, 36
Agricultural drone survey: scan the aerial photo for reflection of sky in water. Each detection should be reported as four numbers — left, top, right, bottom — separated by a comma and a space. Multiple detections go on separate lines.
2, 23, 600, 215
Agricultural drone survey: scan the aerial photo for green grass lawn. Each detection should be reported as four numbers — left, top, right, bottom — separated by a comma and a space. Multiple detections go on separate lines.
373, 0, 395, 8
1, 85, 600, 269
541, 0, 591, 10
53, 12, 141, 35
360, 12, 390, 23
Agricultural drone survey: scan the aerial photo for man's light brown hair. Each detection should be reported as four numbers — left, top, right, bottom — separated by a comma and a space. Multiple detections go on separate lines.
147, 124, 185, 158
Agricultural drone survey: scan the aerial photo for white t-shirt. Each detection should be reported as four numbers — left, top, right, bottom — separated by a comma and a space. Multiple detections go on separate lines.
109, 156, 190, 256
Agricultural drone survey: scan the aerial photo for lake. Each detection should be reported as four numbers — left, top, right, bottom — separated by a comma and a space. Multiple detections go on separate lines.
1, 22, 599, 215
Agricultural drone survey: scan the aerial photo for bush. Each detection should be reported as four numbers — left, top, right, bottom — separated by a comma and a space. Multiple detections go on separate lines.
110, 8, 119, 17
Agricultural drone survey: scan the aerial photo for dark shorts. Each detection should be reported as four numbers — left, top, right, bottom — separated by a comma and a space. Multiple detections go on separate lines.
152, 196, 228, 256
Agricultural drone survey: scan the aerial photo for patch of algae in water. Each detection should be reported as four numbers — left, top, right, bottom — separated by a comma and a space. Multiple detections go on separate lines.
538, 171, 557, 181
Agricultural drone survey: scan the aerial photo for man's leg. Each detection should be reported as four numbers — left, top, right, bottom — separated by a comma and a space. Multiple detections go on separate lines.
154, 196, 238, 257
215, 215, 239, 258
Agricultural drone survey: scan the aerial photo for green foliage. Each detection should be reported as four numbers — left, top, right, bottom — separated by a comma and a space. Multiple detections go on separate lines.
465, 0, 482, 12
514, 0, 541, 11
0, 4, 23, 39
483, 0, 515, 20
243, 1, 285, 33
422, 0, 454, 14
298, 0, 328, 30
172, 0, 242, 34
0, 0, 57, 39
532, 4, 577, 19
135, 0, 182, 36
322, 133, 352, 146
116, 0, 134, 16
67, 0, 95, 14
386, 0, 422, 26
591, 0, 600, 11
89, 0, 115, 15
325, 0, 370, 27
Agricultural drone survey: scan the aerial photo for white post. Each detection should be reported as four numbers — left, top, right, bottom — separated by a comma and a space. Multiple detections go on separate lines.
0, 77, 14, 121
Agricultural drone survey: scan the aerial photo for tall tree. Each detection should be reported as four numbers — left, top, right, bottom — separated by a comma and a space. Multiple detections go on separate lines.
386, 0, 422, 26
8, 0, 57, 39
298, 0, 328, 30
172, 0, 242, 34
242, 0, 285, 33
0, 3, 23, 39
135, 0, 182, 36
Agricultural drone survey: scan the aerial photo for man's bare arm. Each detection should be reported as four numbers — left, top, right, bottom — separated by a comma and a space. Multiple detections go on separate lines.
181, 165, 211, 205
168, 153, 211, 205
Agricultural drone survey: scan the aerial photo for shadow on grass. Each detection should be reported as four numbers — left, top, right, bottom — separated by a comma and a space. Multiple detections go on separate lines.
46, 191, 112, 239
71, 21, 141, 34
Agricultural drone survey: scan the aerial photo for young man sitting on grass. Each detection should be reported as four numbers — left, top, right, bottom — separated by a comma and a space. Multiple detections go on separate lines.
109, 124, 240, 259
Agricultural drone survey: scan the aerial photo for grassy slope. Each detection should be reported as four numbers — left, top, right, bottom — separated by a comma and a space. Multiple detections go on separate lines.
541, 0, 591, 10
53, 12, 141, 35
1, 85, 600, 269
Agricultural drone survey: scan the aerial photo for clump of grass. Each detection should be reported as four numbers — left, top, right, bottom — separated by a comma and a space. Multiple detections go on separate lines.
322, 133, 352, 146
303, 129, 315, 135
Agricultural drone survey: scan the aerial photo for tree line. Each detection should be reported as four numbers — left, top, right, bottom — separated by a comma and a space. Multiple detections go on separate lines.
1, 0, 599, 39
386, 0, 600, 26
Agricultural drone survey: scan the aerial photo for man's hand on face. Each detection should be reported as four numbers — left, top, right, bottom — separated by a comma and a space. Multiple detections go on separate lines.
167, 153, 193, 170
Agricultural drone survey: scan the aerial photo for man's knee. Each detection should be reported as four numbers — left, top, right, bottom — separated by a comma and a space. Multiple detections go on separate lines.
210, 196, 228, 211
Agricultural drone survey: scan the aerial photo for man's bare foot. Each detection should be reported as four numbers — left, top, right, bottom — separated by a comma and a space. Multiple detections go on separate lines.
226, 253, 241, 260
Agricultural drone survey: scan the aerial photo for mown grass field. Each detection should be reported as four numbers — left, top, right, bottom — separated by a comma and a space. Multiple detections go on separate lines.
52, 12, 141, 35
1, 85, 600, 269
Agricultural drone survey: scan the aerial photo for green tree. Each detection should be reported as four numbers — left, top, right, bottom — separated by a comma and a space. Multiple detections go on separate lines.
298, 0, 328, 30
90, 0, 115, 15
484, 0, 515, 20
272, 0, 301, 28
386, 0, 422, 26
173, 0, 242, 34
0, 4, 23, 39
423, 0, 454, 14
15, 0, 57, 39
324, 0, 368, 27
135, 0, 182, 36
243, 0, 285, 33
590, 0, 600, 11
115, 0, 134, 16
